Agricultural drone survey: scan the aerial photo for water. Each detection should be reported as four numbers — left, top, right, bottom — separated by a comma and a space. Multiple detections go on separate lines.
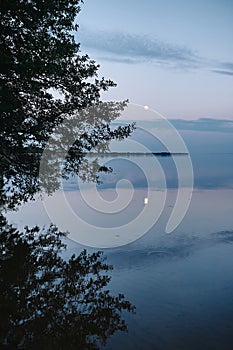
105, 188, 233, 350
6, 149, 233, 349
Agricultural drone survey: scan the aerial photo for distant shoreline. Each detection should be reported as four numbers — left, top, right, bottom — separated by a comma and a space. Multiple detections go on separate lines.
13, 151, 188, 157
84, 152, 188, 157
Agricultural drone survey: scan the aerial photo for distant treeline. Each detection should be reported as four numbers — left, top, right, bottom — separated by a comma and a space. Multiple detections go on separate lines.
15, 150, 188, 157
84, 152, 188, 157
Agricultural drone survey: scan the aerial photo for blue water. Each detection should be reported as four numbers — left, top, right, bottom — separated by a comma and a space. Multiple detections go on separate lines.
6, 147, 233, 349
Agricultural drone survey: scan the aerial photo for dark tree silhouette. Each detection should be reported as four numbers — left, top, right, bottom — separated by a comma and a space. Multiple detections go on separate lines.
0, 0, 134, 208
0, 214, 135, 349
0, 1, 136, 348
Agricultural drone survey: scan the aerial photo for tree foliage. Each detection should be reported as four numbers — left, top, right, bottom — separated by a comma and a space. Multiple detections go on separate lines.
0, 0, 134, 208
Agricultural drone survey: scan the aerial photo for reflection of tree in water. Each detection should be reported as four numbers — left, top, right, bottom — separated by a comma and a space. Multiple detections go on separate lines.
0, 215, 135, 349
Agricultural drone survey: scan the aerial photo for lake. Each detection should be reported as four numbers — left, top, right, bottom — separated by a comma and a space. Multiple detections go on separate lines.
6, 147, 233, 349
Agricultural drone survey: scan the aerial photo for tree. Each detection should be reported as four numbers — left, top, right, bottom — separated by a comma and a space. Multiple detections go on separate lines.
0, 0, 134, 208
0, 3, 136, 347
0, 214, 135, 349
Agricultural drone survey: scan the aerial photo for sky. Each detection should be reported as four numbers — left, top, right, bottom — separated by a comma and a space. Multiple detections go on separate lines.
76, 0, 233, 120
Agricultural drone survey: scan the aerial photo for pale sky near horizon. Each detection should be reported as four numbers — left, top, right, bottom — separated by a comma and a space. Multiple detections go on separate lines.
76, 0, 233, 120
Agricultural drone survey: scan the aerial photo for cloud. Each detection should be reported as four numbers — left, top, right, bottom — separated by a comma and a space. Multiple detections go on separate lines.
97, 56, 142, 65
212, 60, 233, 76
221, 62, 233, 70
136, 118, 233, 133
78, 28, 233, 76
78, 28, 198, 68
212, 70, 233, 76
170, 118, 233, 133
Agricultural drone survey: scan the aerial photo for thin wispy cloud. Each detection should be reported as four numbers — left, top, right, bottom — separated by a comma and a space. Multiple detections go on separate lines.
221, 62, 233, 70
97, 56, 141, 65
78, 28, 198, 68
136, 118, 233, 133
212, 70, 233, 76
212, 62, 233, 76
78, 28, 233, 76
170, 118, 233, 133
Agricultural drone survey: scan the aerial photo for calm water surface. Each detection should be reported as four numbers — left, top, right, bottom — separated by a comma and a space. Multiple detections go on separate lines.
7, 153, 233, 349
